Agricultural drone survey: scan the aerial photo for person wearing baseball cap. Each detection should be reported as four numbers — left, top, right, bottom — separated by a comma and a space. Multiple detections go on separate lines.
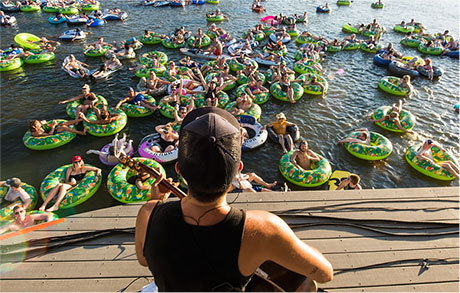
135, 107, 333, 291
39, 156, 102, 212
0, 177, 32, 209
58, 84, 98, 120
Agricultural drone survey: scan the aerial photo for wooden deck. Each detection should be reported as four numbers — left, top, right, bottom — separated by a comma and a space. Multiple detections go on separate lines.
1, 187, 459, 292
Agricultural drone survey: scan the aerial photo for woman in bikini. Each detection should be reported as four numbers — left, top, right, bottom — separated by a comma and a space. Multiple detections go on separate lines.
39, 156, 101, 212
29, 119, 86, 136
58, 84, 99, 119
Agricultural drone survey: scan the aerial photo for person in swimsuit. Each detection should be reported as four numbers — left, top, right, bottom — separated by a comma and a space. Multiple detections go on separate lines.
398, 75, 414, 96
368, 100, 414, 133
79, 105, 120, 125
39, 156, 101, 212
191, 28, 206, 49
264, 112, 296, 153
245, 77, 269, 101
229, 93, 253, 117
29, 119, 86, 136
62, 54, 90, 78
415, 139, 459, 179
290, 140, 321, 172
150, 124, 179, 153
86, 133, 134, 164
0, 178, 32, 209
279, 73, 298, 104
336, 174, 362, 190
0, 205, 54, 235
228, 162, 277, 193
58, 84, 99, 120
115, 87, 159, 112
338, 128, 371, 145
206, 37, 223, 56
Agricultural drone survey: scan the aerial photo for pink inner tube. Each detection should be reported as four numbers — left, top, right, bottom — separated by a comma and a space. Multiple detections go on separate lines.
99, 143, 134, 166
260, 15, 279, 25
138, 141, 154, 160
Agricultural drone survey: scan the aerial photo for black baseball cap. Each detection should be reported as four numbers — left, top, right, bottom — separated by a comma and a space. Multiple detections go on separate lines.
178, 107, 241, 201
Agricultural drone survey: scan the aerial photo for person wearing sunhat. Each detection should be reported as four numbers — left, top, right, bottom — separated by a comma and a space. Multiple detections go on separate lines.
264, 112, 297, 153
39, 156, 101, 212
135, 107, 333, 291
0, 177, 32, 209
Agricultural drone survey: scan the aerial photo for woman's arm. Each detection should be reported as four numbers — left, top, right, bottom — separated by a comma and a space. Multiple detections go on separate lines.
336, 179, 348, 191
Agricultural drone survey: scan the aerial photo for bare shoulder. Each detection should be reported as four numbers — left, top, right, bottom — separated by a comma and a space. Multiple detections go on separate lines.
245, 210, 288, 238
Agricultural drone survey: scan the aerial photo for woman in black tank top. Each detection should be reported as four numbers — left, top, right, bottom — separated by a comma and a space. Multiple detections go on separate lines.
39, 156, 101, 212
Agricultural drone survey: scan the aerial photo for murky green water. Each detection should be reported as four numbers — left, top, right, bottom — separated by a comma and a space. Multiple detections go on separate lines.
1, 0, 458, 216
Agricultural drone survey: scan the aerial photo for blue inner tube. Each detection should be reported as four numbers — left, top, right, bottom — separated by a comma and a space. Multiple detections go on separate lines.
316, 6, 330, 13
388, 61, 419, 78
87, 19, 105, 27
192, 0, 205, 4
445, 51, 459, 59
373, 53, 391, 67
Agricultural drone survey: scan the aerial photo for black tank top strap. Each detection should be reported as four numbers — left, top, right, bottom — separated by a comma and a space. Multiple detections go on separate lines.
143, 200, 251, 291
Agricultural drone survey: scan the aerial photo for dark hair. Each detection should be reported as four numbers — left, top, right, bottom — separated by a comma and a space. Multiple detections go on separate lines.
13, 205, 24, 212
349, 174, 360, 185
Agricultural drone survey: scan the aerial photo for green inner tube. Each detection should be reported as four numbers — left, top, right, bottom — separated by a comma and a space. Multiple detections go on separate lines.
83, 108, 127, 137
400, 38, 421, 48
270, 82, 304, 102
326, 45, 342, 52
82, 3, 100, 11
279, 151, 332, 187
206, 72, 236, 91
0, 183, 38, 221
262, 45, 287, 56
66, 95, 108, 119
187, 35, 211, 48
343, 131, 393, 160
193, 92, 229, 109
0, 58, 23, 72
158, 97, 177, 119
206, 15, 225, 22
140, 51, 168, 65
121, 95, 157, 118
294, 50, 320, 62
140, 34, 163, 45
236, 71, 266, 85
43, 6, 59, 13
23, 119, 77, 150
107, 157, 166, 203
417, 43, 443, 55
265, 69, 295, 83
206, 0, 219, 3
293, 60, 323, 75
359, 43, 382, 53
84, 45, 111, 57
20, 5, 40, 12
405, 144, 457, 181
378, 76, 409, 96
224, 101, 262, 121
298, 73, 328, 95
228, 58, 258, 72
24, 51, 55, 64
371, 3, 384, 8
40, 164, 101, 209
343, 41, 360, 51
135, 65, 166, 78
337, 0, 351, 5
162, 38, 185, 49
242, 31, 264, 42
342, 24, 359, 34
236, 84, 269, 104
372, 106, 416, 132
394, 25, 414, 34
59, 7, 79, 15
164, 66, 191, 81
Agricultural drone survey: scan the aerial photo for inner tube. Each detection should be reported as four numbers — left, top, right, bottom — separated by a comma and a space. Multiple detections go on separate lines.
388, 61, 419, 78
417, 65, 443, 79
378, 76, 410, 96
342, 41, 360, 51
0, 58, 23, 72
205, 72, 236, 91
400, 38, 421, 48
65, 95, 108, 119
107, 157, 167, 203
61, 56, 94, 79
316, 6, 331, 13
102, 12, 128, 21
135, 64, 166, 78
262, 45, 287, 56
187, 35, 211, 48
270, 82, 304, 102
98, 143, 134, 166
279, 150, 332, 187
1, 3, 20, 12
206, 14, 225, 22
140, 33, 163, 45
342, 24, 359, 34
235, 84, 269, 104
260, 15, 279, 26
23, 119, 77, 150
87, 18, 105, 27
405, 144, 458, 181
269, 33, 291, 44
342, 131, 393, 160
81, 3, 100, 11
138, 133, 179, 163
336, 0, 351, 5
267, 125, 300, 145
59, 6, 79, 15
120, 95, 157, 117
48, 16, 67, 24
228, 58, 258, 72
224, 101, 262, 121
445, 50, 459, 59
238, 115, 267, 150
162, 37, 185, 49
23, 49, 55, 64
297, 73, 328, 95
417, 43, 443, 55
293, 60, 323, 75
66, 16, 88, 25
0, 182, 38, 221
372, 106, 416, 133
20, 4, 40, 12
83, 108, 128, 137
83, 45, 111, 57
140, 51, 168, 65
393, 25, 414, 34
193, 92, 229, 109
205, 0, 219, 3
371, 2, 384, 8
359, 43, 382, 53
14, 33, 41, 50
373, 52, 391, 67
59, 30, 86, 41
40, 164, 102, 209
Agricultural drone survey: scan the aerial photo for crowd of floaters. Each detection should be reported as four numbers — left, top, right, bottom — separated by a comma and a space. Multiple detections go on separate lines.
0, 0, 459, 234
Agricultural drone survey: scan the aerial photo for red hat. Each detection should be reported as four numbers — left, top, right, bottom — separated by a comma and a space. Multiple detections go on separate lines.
72, 155, 82, 162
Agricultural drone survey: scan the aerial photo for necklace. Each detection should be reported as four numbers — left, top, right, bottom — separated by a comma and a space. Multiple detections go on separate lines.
183, 203, 230, 226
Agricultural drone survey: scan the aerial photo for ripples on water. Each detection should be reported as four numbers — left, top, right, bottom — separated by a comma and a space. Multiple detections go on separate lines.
0, 0, 458, 215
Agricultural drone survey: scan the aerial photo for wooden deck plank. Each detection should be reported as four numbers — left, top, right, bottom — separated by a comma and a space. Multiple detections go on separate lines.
0, 277, 153, 292
329, 281, 459, 292
323, 263, 459, 289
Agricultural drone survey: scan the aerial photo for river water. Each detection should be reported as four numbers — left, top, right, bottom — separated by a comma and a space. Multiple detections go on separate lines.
1, 0, 459, 216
